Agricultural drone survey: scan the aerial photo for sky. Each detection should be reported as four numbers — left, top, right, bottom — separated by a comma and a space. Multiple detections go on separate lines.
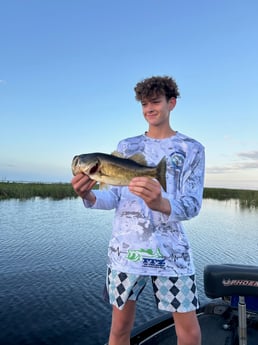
1, 0, 258, 190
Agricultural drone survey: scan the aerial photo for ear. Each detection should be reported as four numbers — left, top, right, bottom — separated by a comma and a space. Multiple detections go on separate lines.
168, 97, 176, 111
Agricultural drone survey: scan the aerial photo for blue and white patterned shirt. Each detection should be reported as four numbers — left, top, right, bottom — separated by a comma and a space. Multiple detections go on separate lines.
83, 132, 205, 277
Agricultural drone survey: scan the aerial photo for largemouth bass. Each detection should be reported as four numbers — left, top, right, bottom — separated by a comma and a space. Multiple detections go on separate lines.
71, 152, 167, 191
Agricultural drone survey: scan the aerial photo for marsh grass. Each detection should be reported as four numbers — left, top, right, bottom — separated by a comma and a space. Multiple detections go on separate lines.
203, 187, 258, 209
0, 182, 257, 208
0, 182, 77, 200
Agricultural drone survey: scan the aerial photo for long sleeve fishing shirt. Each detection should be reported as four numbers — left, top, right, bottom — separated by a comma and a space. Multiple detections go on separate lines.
83, 132, 205, 277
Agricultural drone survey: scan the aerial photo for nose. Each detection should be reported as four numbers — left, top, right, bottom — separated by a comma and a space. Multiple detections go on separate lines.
144, 102, 154, 114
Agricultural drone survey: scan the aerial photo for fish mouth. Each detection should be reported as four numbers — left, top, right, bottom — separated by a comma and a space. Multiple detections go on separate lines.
89, 162, 99, 174
72, 155, 100, 175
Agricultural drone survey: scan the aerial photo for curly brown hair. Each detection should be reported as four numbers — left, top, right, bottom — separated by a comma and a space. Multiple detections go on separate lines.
134, 75, 180, 102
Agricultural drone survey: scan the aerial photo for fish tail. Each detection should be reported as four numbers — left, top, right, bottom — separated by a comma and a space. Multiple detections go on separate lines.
157, 157, 167, 192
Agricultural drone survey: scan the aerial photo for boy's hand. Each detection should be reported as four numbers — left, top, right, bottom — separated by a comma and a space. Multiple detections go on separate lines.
71, 173, 97, 203
129, 177, 171, 215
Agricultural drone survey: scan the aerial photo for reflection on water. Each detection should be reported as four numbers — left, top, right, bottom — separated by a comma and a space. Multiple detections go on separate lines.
0, 198, 257, 345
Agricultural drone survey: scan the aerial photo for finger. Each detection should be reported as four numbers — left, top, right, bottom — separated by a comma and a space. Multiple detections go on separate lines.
129, 184, 152, 198
71, 173, 87, 184
129, 178, 159, 194
130, 176, 150, 185
71, 174, 94, 196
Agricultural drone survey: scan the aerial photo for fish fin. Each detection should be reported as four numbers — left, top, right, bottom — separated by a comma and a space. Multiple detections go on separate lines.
111, 151, 125, 158
156, 157, 167, 192
111, 151, 148, 166
99, 182, 109, 190
128, 153, 148, 166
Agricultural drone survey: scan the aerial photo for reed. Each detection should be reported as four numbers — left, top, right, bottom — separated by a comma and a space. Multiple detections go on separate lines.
204, 187, 258, 208
0, 182, 258, 208
0, 182, 77, 200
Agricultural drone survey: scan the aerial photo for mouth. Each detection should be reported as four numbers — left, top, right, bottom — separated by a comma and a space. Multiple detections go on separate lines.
72, 156, 100, 175
89, 163, 99, 174
145, 114, 158, 121
145, 111, 158, 117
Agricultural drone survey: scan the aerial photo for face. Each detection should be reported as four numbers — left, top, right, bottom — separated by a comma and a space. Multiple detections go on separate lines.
141, 95, 176, 128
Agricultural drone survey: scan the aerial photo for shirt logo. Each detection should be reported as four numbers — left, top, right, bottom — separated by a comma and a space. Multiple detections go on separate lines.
170, 152, 185, 170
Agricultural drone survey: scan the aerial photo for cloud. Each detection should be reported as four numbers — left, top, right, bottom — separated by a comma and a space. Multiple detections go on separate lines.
206, 165, 237, 174
233, 161, 258, 169
0, 80, 7, 85
237, 151, 258, 160
207, 150, 258, 174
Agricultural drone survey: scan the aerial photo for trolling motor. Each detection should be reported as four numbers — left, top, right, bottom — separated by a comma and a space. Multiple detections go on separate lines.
204, 264, 258, 345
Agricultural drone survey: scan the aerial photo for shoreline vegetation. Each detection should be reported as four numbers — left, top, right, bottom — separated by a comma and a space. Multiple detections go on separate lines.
0, 181, 257, 208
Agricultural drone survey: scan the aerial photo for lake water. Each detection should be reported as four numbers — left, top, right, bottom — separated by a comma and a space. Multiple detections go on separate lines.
0, 198, 258, 345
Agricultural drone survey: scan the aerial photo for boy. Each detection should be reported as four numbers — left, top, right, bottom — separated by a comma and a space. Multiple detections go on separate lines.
71, 76, 205, 345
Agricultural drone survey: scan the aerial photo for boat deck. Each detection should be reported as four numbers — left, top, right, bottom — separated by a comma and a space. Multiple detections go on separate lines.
130, 302, 258, 345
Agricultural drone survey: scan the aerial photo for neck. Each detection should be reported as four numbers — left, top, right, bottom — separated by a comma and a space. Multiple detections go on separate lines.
145, 127, 176, 139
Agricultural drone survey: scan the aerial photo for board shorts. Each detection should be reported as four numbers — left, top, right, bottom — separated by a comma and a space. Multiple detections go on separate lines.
103, 267, 199, 313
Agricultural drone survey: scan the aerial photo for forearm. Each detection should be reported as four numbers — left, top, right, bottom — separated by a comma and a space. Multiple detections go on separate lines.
83, 191, 96, 205
158, 197, 171, 216
167, 195, 202, 221
166, 148, 205, 221
83, 188, 120, 210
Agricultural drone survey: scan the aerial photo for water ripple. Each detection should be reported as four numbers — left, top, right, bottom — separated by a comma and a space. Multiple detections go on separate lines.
0, 198, 257, 345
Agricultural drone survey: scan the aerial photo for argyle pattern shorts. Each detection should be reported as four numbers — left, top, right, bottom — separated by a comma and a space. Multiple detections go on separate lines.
104, 267, 199, 312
